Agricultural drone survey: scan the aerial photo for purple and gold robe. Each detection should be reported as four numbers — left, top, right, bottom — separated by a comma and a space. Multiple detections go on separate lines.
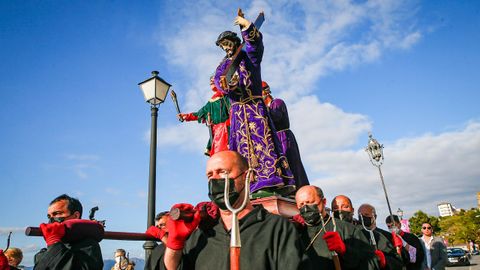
269, 98, 309, 188
214, 24, 294, 193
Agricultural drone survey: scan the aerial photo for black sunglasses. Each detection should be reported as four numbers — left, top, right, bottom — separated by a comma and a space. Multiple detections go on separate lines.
422, 226, 432, 230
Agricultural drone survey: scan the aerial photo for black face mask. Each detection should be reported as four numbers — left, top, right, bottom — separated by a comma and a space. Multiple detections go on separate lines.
300, 204, 321, 226
208, 178, 240, 211
333, 210, 354, 223
49, 216, 69, 223
359, 215, 375, 229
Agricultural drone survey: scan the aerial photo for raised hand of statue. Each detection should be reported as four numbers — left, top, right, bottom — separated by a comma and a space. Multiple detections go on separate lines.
234, 15, 251, 30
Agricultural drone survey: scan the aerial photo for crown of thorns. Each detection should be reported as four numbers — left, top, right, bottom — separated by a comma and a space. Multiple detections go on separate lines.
216, 31, 241, 46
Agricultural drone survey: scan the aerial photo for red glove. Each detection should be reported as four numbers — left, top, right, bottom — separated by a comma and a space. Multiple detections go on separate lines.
166, 203, 201, 250
62, 219, 104, 243
375, 249, 386, 269
195, 201, 219, 231
291, 214, 306, 228
0, 250, 9, 270
323, 231, 346, 256
392, 231, 403, 249
40, 222, 66, 246
146, 225, 167, 241
182, 113, 198, 121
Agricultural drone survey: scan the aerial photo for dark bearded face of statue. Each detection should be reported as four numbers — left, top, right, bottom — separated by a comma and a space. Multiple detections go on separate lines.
219, 39, 237, 58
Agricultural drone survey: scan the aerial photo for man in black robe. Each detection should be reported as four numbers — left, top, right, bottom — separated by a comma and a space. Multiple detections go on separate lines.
294, 186, 380, 270
358, 204, 404, 270
162, 150, 308, 270
145, 211, 169, 270
385, 215, 425, 270
34, 194, 103, 270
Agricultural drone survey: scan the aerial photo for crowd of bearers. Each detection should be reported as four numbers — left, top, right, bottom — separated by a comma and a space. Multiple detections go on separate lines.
17, 155, 450, 270
293, 186, 380, 270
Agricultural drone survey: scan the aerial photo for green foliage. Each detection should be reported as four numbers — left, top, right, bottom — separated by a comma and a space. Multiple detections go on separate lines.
439, 208, 480, 246
408, 210, 440, 236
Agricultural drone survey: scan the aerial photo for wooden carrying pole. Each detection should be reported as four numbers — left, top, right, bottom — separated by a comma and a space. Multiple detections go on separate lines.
25, 227, 158, 241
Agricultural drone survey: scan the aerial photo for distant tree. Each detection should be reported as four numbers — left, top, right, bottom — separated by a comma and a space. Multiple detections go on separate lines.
439, 208, 480, 247
408, 210, 440, 236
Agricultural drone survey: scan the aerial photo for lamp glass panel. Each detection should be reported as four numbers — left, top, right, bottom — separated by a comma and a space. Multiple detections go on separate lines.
139, 79, 156, 103
154, 78, 170, 103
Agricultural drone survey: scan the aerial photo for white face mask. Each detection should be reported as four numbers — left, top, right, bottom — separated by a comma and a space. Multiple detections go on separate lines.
115, 256, 124, 263
390, 226, 400, 234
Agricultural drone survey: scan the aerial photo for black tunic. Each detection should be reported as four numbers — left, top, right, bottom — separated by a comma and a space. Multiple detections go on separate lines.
145, 243, 166, 270
360, 228, 404, 270
377, 229, 425, 270
164, 206, 308, 270
34, 238, 103, 270
299, 216, 380, 270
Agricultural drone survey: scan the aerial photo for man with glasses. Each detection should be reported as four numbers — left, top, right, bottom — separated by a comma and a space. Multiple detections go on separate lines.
34, 194, 104, 270
419, 222, 447, 270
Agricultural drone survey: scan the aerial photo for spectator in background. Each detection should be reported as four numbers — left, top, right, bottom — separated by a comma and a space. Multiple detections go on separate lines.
112, 249, 134, 270
4, 248, 23, 270
419, 222, 447, 270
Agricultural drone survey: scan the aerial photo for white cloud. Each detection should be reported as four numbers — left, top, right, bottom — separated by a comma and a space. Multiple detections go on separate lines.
150, 123, 210, 153
289, 96, 371, 152
307, 121, 480, 221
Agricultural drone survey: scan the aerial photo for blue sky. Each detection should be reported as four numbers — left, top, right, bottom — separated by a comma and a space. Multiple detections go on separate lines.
1, 0, 479, 266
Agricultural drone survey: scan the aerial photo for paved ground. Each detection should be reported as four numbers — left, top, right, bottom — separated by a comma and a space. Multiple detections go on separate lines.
447, 254, 480, 270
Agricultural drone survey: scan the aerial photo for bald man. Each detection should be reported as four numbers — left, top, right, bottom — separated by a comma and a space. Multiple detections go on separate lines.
162, 150, 308, 270
358, 204, 404, 270
331, 195, 358, 224
295, 185, 380, 270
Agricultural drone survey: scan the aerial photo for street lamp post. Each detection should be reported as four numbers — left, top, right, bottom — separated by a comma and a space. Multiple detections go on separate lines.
365, 133, 396, 229
138, 71, 171, 259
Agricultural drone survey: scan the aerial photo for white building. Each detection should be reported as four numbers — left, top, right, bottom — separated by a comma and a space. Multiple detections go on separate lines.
437, 202, 455, 217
